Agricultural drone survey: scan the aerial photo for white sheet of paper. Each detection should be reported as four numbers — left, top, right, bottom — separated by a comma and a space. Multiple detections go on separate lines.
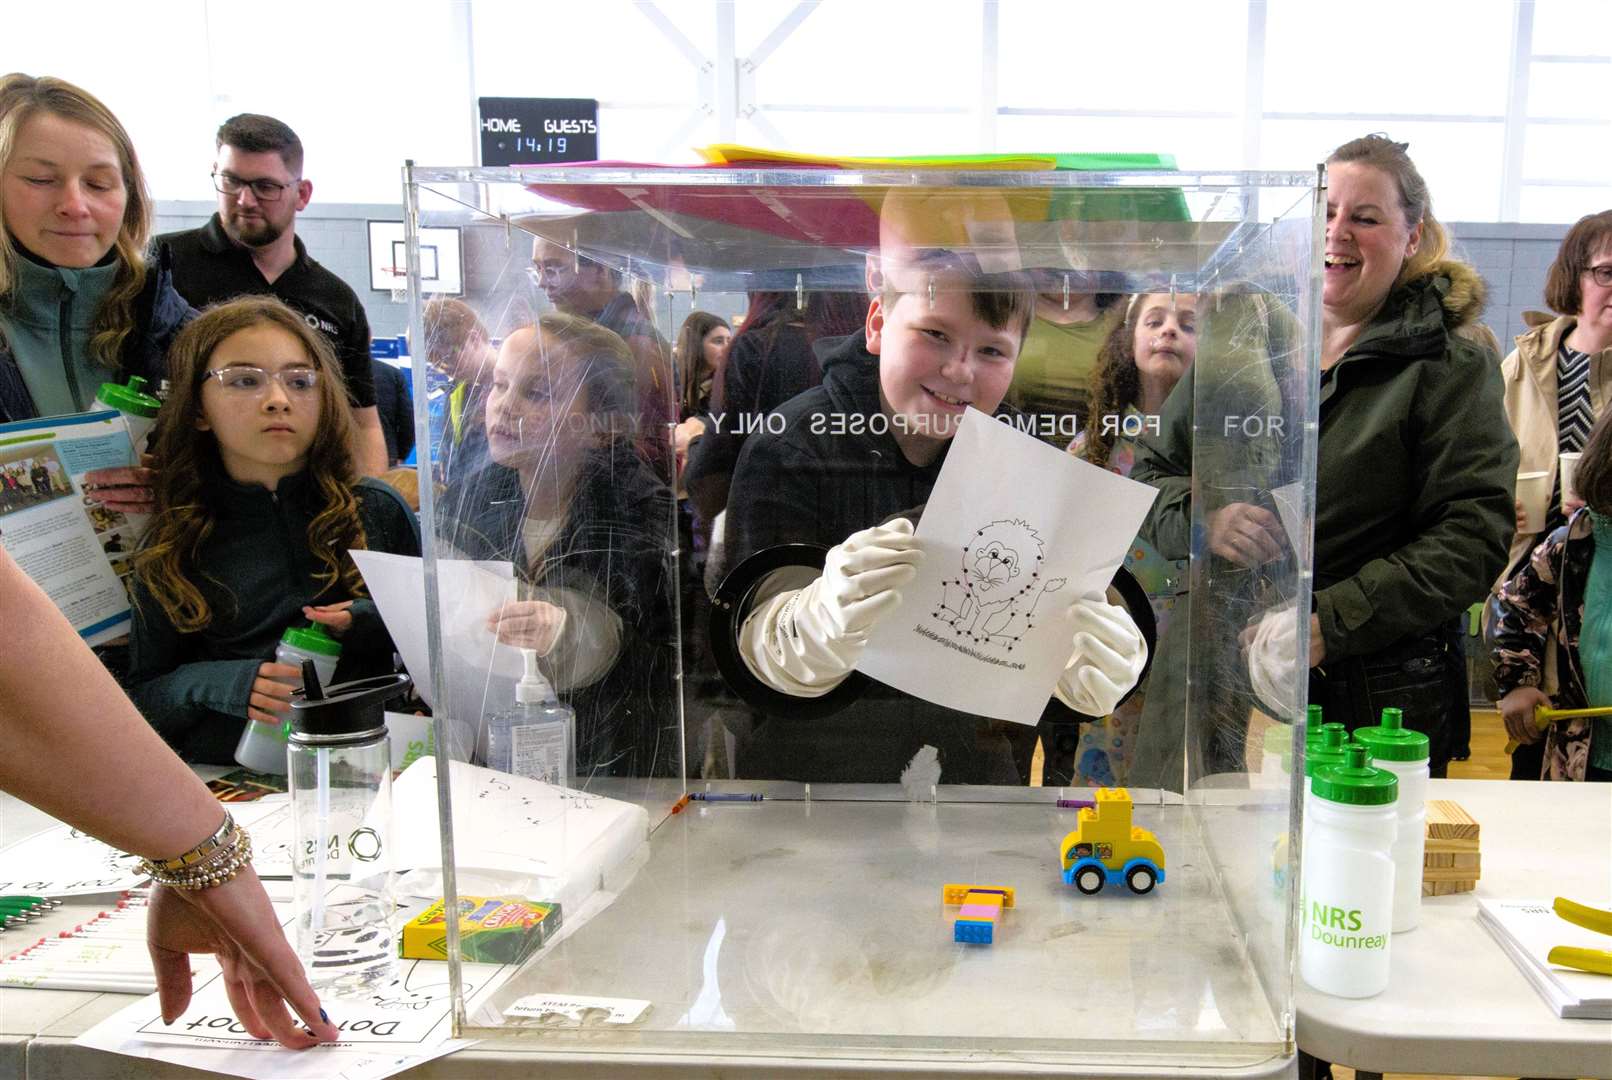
351, 551, 523, 758
350, 551, 520, 706
0, 822, 146, 896
858, 409, 1158, 726
389, 757, 649, 918
75, 954, 512, 1079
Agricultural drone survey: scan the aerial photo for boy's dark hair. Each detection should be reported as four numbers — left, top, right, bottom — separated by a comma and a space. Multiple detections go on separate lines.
1572, 405, 1612, 517
216, 113, 303, 176
879, 257, 1036, 343
1544, 210, 1612, 317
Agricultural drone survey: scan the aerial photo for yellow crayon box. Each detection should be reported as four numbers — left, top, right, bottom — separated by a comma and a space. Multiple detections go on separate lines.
400, 896, 562, 964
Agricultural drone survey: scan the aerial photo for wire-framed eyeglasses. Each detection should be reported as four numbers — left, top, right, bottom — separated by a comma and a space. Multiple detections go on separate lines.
202, 366, 320, 396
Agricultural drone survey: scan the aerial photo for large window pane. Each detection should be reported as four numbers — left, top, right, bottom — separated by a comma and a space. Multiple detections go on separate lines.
1265, 0, 1511, 116
1527, 61, 1611, 122
472, 0, 713, 114
749, 0, 981, 110
1519, 123, 1612, 185
998, 0, 1247, 114
1530, 0, 1612, 57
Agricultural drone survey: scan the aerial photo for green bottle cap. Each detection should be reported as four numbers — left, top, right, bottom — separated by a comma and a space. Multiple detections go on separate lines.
1354, 707, 1430, 762
1261, 723, 1295, 773
1312, 744, 1399, 806
96, 376, 161, 419
1305, 725, 1354, 777
281, 624, 343, 658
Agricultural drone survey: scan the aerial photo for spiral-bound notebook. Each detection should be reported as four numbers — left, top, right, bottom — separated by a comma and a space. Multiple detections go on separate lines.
1476, 898, 1612, 1019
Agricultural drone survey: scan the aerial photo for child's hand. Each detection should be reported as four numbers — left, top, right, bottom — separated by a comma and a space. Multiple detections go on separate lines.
1054, 594, 1146, 716
248, 663, 302, 723
736, 518, 921, 695
486, 600, 569, 655
1498, 686, 1552, 746
302, 601, 355, 636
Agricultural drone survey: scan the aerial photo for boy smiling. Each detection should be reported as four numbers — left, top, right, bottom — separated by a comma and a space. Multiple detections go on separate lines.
723, 252, 1146, 784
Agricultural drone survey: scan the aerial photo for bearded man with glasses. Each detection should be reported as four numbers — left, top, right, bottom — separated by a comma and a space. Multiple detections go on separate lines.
158, 114, 387, 476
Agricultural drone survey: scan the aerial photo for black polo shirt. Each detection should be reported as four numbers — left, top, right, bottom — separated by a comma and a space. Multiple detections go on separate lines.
157, 214, 376, 408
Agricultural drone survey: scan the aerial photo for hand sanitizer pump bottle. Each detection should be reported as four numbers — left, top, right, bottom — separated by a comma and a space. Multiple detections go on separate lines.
485, 649, 575, 786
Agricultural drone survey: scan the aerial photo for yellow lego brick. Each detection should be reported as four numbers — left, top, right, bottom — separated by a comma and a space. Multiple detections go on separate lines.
941, 883, 1016, 908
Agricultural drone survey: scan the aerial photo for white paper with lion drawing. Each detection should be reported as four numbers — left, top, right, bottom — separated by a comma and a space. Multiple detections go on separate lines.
857, 409, 1158, 726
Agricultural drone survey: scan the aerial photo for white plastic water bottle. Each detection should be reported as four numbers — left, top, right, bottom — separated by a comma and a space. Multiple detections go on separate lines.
235, 625, 343, 775
484, 648, 575, 786
92, 375, 162, 537
1300, 744, 1399, 998
1354, 707, 1430, 932
93, 375, 161, 457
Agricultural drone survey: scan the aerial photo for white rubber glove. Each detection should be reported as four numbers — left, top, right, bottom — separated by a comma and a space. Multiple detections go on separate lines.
1053, 594, 1148, 716
738, 519, 921, 697
1245, 604, 1300, 717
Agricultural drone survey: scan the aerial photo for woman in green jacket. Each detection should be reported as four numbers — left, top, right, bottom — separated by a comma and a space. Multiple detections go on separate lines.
1130, 135, 1518, 782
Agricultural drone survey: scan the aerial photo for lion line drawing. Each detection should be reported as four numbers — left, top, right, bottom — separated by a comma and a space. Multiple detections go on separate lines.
932, 519, 1066, 650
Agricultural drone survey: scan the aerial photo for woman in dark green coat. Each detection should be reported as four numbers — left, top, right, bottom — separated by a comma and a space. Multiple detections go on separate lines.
1130, 135, 1517, 783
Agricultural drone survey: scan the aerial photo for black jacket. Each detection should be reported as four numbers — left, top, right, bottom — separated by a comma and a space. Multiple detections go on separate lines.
724, 331, 1025, 784
128, 474, 420, 764
441, 446, 680, 779
683, 312, 825, 519
0, 246, 193, 423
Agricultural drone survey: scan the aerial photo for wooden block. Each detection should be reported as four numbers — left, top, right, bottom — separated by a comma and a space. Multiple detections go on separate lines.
1422, 877, 1477, 897
1422, 801, 1480, 897
1426, 800, 1479, 841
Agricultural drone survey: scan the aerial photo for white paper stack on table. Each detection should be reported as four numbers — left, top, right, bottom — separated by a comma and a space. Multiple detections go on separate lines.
391, 757, 650, 917
1476, 898, 1612, 1019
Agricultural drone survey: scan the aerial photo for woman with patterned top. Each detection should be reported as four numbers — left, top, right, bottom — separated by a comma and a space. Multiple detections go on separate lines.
1495, 210, 1612, 778
1490, 404, 1612, 781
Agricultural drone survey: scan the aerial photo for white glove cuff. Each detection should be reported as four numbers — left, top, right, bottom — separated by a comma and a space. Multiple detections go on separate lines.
736, 585, 852, 698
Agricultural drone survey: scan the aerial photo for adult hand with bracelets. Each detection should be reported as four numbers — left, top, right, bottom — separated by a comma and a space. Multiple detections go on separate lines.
0, 548, 339, 1049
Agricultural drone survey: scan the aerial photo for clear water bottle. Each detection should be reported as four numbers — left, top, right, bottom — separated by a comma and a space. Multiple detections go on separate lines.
1354, 707, 1430, 932
485, 648, 575, 786
1300, 744, 1399, 998
236, 625, 343, 775
287, 663, 411, 997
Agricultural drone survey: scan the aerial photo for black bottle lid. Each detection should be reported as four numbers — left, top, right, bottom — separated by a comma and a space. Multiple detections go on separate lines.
288, 665, 412, 743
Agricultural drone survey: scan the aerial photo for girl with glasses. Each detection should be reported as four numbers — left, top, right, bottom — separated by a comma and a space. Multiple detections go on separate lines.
126, 297, 419, 763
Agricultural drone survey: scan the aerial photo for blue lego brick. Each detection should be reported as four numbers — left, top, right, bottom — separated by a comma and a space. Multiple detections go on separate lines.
953, 919, 994, 945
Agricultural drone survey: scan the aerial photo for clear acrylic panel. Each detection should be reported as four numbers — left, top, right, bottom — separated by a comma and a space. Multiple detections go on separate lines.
404, 163, 1317, 1075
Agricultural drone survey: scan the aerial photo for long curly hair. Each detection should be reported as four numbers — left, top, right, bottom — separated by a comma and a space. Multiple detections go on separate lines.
0, 74, 152, 369
134, 297, 366, 632
1082, 296, 1148, 469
